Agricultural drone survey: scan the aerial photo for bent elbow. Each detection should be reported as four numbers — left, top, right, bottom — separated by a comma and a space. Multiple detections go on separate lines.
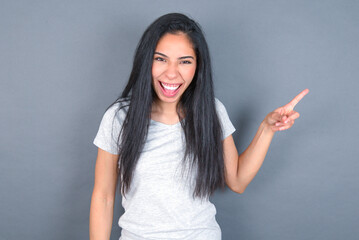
235, 187, 245, 194
228, 184, 246, 194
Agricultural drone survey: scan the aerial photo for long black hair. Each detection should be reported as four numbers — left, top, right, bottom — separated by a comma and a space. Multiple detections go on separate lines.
107, 13, 225, 200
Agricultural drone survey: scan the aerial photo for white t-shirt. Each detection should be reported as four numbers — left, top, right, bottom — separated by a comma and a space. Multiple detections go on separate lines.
93, 98, 236, 240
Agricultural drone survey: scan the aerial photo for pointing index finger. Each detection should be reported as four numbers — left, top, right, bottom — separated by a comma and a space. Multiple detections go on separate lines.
288, 89, 309, 109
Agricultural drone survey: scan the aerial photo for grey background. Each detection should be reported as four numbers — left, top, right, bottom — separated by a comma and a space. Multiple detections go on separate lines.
1, 0, 358, 239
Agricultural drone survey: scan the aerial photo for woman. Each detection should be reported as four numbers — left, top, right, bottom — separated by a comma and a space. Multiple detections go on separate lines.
89, 13, 308, 240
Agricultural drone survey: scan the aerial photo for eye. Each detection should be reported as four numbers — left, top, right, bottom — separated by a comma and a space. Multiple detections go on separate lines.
181, 60, 192, 64
154, 57, 166, 62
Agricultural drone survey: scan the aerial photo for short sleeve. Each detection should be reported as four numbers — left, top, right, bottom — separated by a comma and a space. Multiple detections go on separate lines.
215, 98, 236, 140
93, 103, 125, 155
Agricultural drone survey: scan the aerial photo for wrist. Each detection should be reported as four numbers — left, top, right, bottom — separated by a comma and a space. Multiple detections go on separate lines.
261, 119, 276, 135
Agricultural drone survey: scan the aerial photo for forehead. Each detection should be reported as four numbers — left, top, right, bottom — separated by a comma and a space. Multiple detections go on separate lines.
155, 33, 195, 56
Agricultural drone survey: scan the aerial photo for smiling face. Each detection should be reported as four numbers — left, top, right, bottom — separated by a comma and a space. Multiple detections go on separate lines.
152, 32, 197, 107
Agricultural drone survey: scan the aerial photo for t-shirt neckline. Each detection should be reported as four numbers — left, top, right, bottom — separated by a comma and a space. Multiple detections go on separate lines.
150, 119, 182, 128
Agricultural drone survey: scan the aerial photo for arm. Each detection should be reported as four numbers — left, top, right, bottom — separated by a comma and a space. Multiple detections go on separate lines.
224, 121, 274, 194
89, 148, 119, 240
224, 89, 309, 194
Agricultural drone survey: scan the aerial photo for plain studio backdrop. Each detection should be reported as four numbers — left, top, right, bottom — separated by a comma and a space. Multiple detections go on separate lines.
1, 0, 358, 239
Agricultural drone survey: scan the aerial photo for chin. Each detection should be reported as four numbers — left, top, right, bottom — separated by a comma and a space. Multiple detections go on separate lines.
156, 95, 181, 105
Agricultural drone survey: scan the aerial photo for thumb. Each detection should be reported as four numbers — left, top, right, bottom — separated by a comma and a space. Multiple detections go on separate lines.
266, 112, 282, 125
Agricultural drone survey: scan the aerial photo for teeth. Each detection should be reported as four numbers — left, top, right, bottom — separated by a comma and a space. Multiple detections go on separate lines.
161, 82, 181, 90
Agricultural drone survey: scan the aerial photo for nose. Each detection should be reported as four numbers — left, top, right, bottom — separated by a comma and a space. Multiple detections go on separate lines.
164, 62, 179, 80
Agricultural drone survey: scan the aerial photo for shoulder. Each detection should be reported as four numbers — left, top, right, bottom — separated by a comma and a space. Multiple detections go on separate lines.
214, 97, 236, 139
106, 99, 130, 116
101, 98, 130, 126
214, 97, 228, 113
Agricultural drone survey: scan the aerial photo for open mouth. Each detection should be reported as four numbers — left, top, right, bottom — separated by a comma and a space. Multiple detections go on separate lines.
159, 81, 182, 97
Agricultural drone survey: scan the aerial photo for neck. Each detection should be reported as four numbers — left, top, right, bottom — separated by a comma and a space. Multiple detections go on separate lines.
152, 99, 178, 114
151, 99, 184, 124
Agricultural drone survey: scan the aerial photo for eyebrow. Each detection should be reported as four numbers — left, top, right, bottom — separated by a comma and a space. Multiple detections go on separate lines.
154, 52, 195, 60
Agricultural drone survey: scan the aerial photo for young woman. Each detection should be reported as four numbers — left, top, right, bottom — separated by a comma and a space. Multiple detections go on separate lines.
89, 13, 308, 240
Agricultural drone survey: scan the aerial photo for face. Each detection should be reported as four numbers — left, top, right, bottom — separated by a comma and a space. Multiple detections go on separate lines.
152, 32, 197, 106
